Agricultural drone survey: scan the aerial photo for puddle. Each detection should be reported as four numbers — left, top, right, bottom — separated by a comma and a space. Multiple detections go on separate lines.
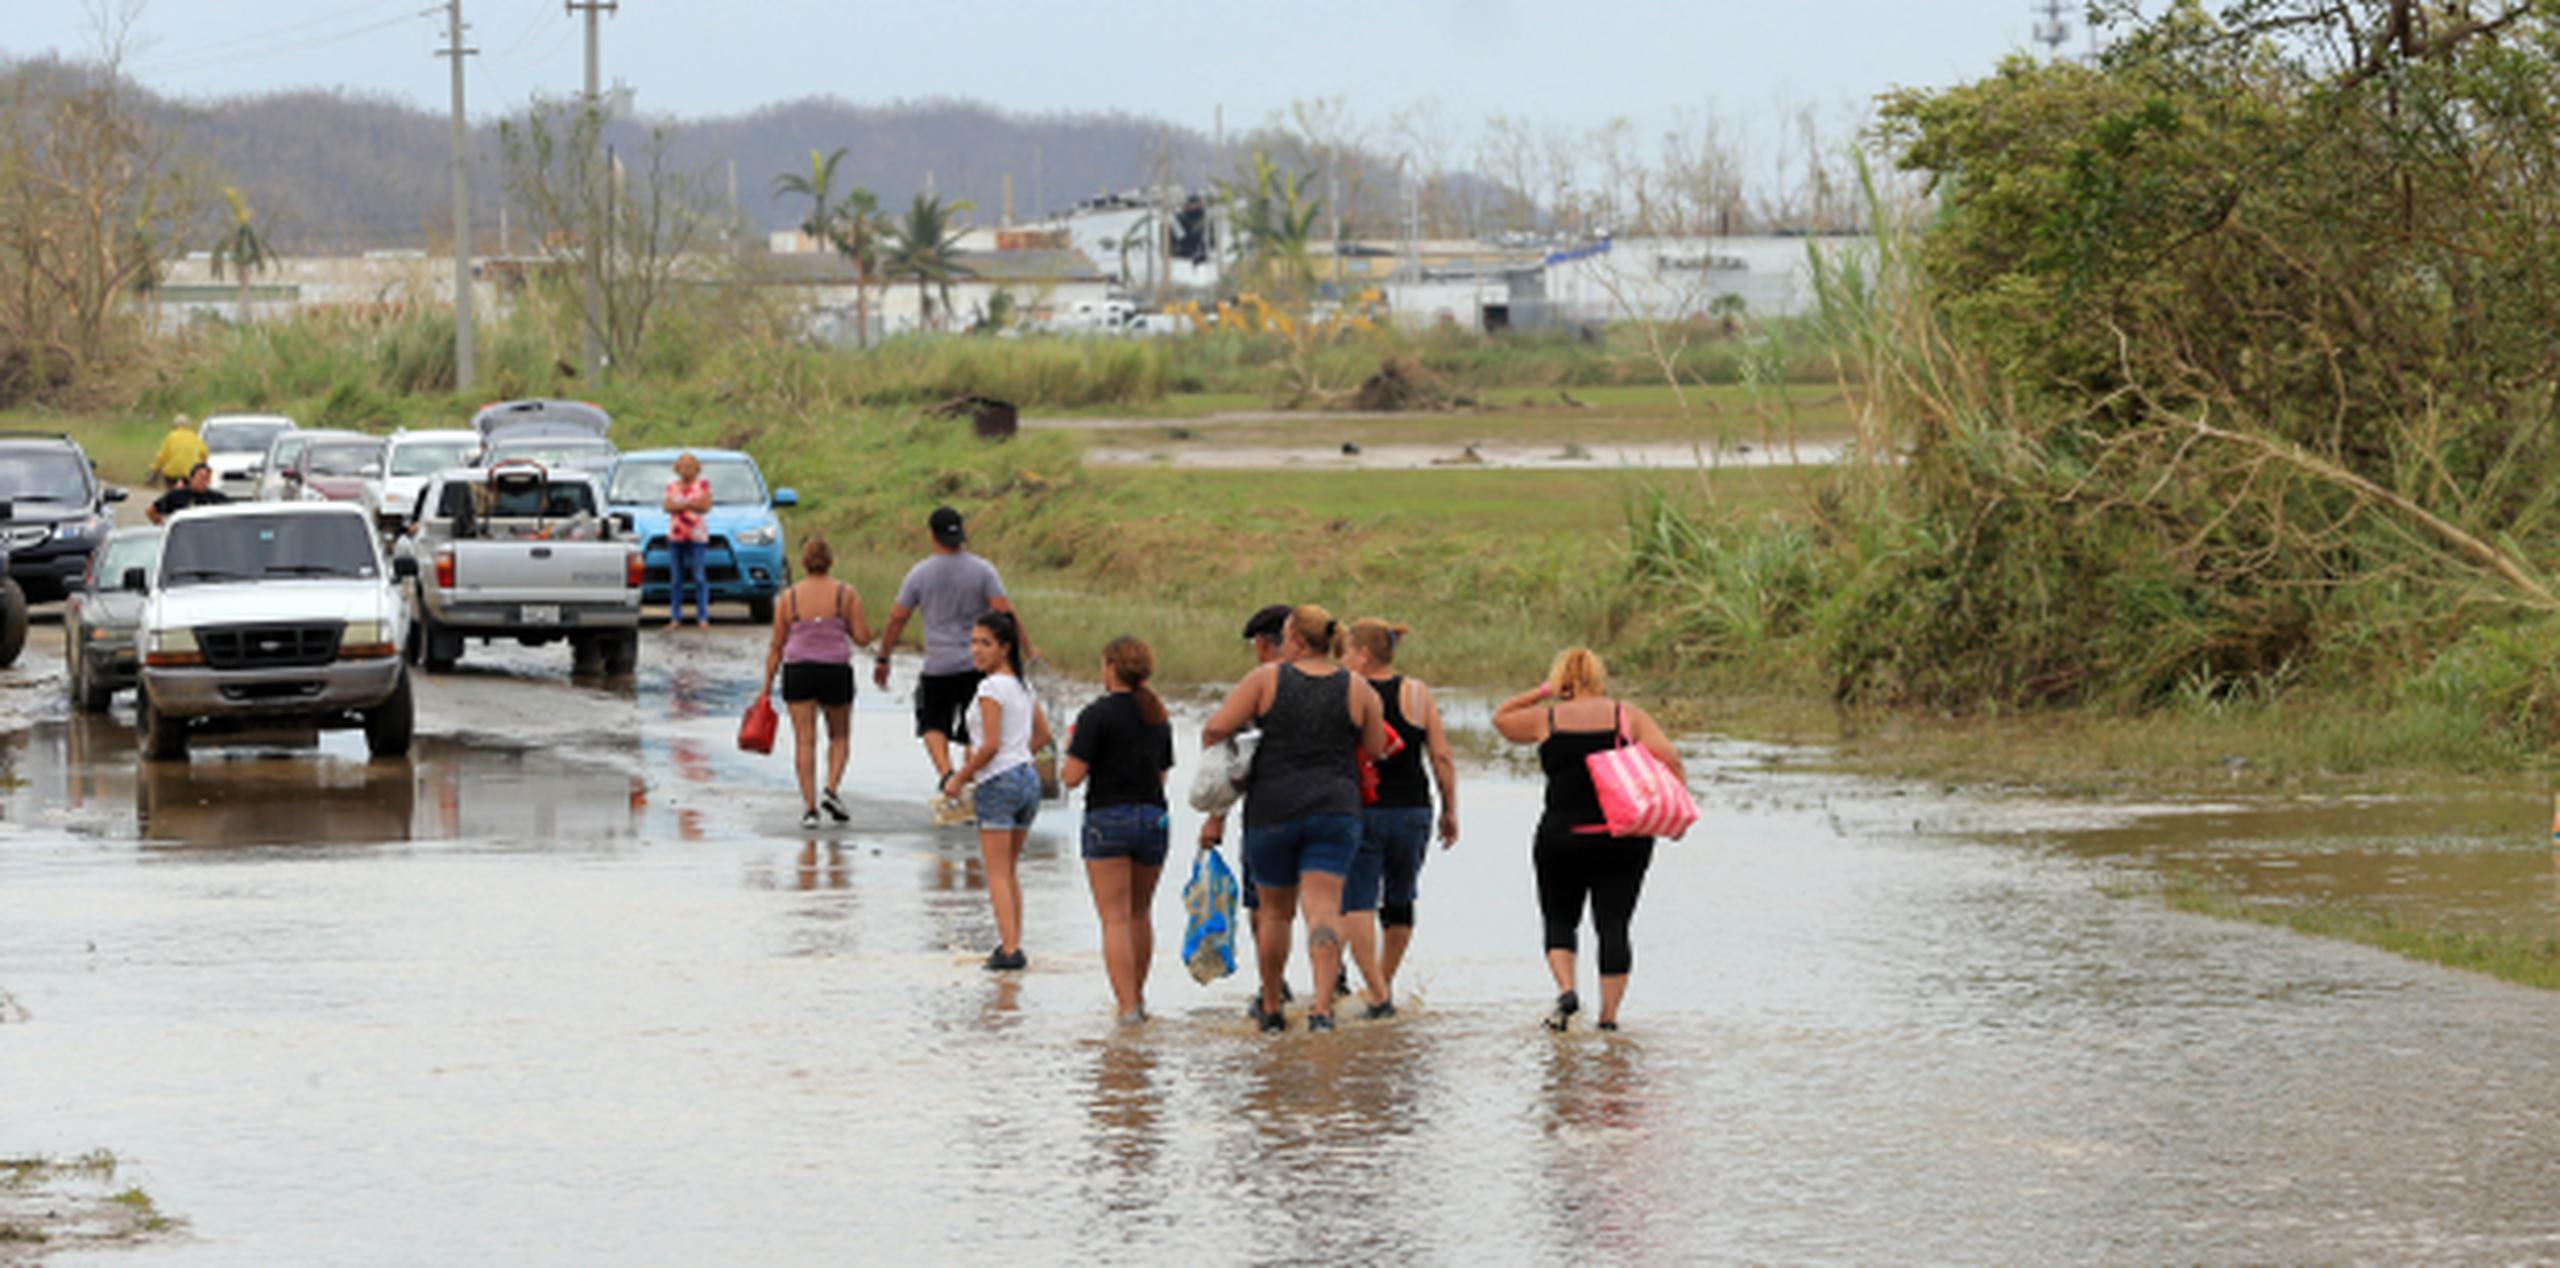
7, 621, 2560, 1258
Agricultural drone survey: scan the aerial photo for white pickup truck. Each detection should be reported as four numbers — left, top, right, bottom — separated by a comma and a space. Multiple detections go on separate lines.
133, 501, 417, 761
401, 463, 641, 675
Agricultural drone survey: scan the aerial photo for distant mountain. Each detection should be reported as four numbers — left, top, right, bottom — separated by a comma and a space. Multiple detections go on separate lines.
2, 57, 1434, 253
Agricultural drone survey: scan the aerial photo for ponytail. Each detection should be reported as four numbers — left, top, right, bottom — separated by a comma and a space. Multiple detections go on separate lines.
1288, 604, 1345, 659
1104, 635, 1167, 726
1346, 618, 1410, 665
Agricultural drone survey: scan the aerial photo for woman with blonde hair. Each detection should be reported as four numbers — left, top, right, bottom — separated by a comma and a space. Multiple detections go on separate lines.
762, 535, 872, 829
1338, 618, 1458, 1018
1492, 647, 1683, 1032
1063, 635, 1177, 1025
1202, 604, 1391, 1033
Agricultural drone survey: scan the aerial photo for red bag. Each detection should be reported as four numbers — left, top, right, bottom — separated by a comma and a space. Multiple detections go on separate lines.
1357, 724, 1407, 806
738, 694, 778, 755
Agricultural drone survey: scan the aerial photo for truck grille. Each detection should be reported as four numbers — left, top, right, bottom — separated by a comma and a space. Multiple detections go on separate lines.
199, 622, 343, 670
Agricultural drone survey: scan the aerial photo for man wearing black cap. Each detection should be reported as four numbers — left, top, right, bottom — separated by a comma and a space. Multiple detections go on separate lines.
1202, 603, 1293, 1015
875, 506, 1029, 796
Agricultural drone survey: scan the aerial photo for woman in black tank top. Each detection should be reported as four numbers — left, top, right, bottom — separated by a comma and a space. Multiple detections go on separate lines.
1493, 646, 1686, 1033
1202, 605, 1391, 1033
1339, 618, 1460, 1018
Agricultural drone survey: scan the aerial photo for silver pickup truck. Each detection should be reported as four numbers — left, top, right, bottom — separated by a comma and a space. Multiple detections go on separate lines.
401, 464, 641, 675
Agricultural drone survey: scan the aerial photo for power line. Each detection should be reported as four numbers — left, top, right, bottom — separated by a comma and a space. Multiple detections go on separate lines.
134, 6, 440, 80
125, 0, 417, 69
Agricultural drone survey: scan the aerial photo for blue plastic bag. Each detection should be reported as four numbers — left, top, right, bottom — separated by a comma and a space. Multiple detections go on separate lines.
1181, 847, 1241, 984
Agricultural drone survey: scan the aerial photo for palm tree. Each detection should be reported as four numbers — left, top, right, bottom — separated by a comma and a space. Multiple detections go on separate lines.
1221, 152, 1321, 297
884, 192, 974, 332
829, 186, 888, 347
208, 186, 273, 325
771, 147, 848, 249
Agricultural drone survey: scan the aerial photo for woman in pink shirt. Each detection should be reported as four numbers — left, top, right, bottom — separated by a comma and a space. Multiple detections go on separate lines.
763, 535, 873, 829
663, 452, 713, 628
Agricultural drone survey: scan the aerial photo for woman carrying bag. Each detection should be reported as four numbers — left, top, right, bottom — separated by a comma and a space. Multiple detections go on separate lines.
1492, 647, 1688, 1034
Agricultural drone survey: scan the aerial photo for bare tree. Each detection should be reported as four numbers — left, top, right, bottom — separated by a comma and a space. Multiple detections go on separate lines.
499, 99, 720, 373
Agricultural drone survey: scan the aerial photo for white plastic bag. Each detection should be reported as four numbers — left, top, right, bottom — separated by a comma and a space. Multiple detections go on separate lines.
1187, 728, 1260, 814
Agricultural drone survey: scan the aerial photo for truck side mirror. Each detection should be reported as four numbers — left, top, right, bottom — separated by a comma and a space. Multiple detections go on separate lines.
121, 567, 148, 593
392, 555, 419, 581
281, 467, 301, 482
104, 487, 129, 504
772, 488, 799, 508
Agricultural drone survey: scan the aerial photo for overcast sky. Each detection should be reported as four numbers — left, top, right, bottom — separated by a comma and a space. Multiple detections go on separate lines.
7, 0, 2095, 139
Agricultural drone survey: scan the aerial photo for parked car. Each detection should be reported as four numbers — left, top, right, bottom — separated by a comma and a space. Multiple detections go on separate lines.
0, 431, 128, 606
0, 515, 21, 669
134, 502, 417, 761
253, 430, 309, 502
366, 429, 481, 533
607, 449, 797, 622
399, 463, 641, 675
196, 414, 297, 498
64, 527, 162, 711
288, 433, 387, 504
472, 399, 617, 474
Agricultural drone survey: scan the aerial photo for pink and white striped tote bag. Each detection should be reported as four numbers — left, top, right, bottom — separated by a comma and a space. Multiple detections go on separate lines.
1585, 707, 1698, 840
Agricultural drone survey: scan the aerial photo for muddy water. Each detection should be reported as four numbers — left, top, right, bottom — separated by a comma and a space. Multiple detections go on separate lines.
9, 623, 2560, 1260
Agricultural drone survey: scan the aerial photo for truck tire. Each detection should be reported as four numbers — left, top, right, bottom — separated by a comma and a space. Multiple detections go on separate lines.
601, 631, 639, 677
364, 671, 415, 759
422, 615, 462, 672
570, 634, 604, 676
0, 577, 26, 670
746, 596, 773, 624
68, 648, 112, 713
137, 685, 190, 762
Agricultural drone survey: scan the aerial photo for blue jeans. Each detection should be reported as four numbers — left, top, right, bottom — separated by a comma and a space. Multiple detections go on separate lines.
669, 539, 709, 623
973, 764, 1041, 831
1347, 806, 1431, 914
1081, 802, 1169, 866
1242, 813, 1359, 892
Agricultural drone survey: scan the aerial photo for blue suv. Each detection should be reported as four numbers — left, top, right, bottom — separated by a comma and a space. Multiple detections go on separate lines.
606, 450, 798, 621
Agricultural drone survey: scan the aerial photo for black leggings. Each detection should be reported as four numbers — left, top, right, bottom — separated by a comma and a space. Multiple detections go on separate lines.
1533, 827, 1655, 976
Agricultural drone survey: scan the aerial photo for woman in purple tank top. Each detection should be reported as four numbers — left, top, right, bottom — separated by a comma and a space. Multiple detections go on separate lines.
763, 536, 874, 829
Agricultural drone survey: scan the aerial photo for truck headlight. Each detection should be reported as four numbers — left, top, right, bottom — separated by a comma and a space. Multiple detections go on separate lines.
144, 627, 201, 667
734, 525, 778, 547
54, 515, 103, 542
340, 620, 395, 660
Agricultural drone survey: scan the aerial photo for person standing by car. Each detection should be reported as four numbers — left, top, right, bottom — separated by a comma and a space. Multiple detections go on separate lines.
762, 535, 872, 830
940, 612, 1050, 971
1339, 618, 1459, 1018
662, 452, 713, 628
147, 463, 229, 526
1491, 647, 1684, 1033
151, 415, 207, 490
1200, 604, 1391, 1034
873, 506, 1029, 803
1063, 635, 1177, 1024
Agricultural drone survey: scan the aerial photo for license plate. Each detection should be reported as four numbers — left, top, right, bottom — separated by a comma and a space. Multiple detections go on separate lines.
520, 604, 560, 625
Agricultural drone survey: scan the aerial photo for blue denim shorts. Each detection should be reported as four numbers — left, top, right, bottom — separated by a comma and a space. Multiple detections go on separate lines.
1348, 806, 1432, 913
1082, 802, 1170, 867
972, 764, 1041, 831
1242, 813, 1359, 892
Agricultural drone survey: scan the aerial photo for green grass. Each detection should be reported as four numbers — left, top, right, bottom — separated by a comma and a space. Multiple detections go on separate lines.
2158, 879, 2560, 992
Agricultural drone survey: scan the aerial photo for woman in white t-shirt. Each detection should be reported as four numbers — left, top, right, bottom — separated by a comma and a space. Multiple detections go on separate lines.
942, 611, 1050, 972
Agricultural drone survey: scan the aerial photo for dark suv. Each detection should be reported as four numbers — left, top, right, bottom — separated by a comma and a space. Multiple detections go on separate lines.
0, 433, 128, 602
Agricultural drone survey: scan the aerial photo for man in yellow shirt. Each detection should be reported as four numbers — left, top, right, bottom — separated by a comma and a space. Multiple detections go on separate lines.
150, 415, 206, 489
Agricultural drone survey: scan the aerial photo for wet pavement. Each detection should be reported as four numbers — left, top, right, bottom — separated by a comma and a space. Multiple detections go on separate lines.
9, 616, 2560, 1260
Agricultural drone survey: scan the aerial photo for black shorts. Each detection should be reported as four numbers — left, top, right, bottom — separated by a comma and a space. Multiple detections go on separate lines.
914, 669, 986, 742
782, 662, 855, 707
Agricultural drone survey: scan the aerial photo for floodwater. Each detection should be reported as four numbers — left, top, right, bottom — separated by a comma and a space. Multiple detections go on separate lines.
9, 621, 2560, 1261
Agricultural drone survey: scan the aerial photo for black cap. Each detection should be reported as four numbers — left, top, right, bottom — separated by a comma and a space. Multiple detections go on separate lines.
929, 506, 966, 547
1242, 603, 1292, 642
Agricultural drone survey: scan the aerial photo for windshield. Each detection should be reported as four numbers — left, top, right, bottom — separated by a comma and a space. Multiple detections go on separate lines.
490, 441, 617, 471
162, 514, 377, 587
305, 441, 383, 478
609, 459, 766, 505
0, 451, 94, 502
92, 534, 161, 587
391, 440, 478, 476
204, 422, 292, 454
432, 480, 600, 520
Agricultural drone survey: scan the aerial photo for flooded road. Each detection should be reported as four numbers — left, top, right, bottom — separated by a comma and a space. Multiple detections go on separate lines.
10, 618, 2560, 1261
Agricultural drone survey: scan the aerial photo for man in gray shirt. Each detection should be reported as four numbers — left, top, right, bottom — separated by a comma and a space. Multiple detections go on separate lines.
874, 506, 1029, 790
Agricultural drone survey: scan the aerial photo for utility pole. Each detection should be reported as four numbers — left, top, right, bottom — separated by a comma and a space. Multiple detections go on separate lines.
1154, 126, 1170, 309
440, 0, 477, 392
567, 0, 616, 383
